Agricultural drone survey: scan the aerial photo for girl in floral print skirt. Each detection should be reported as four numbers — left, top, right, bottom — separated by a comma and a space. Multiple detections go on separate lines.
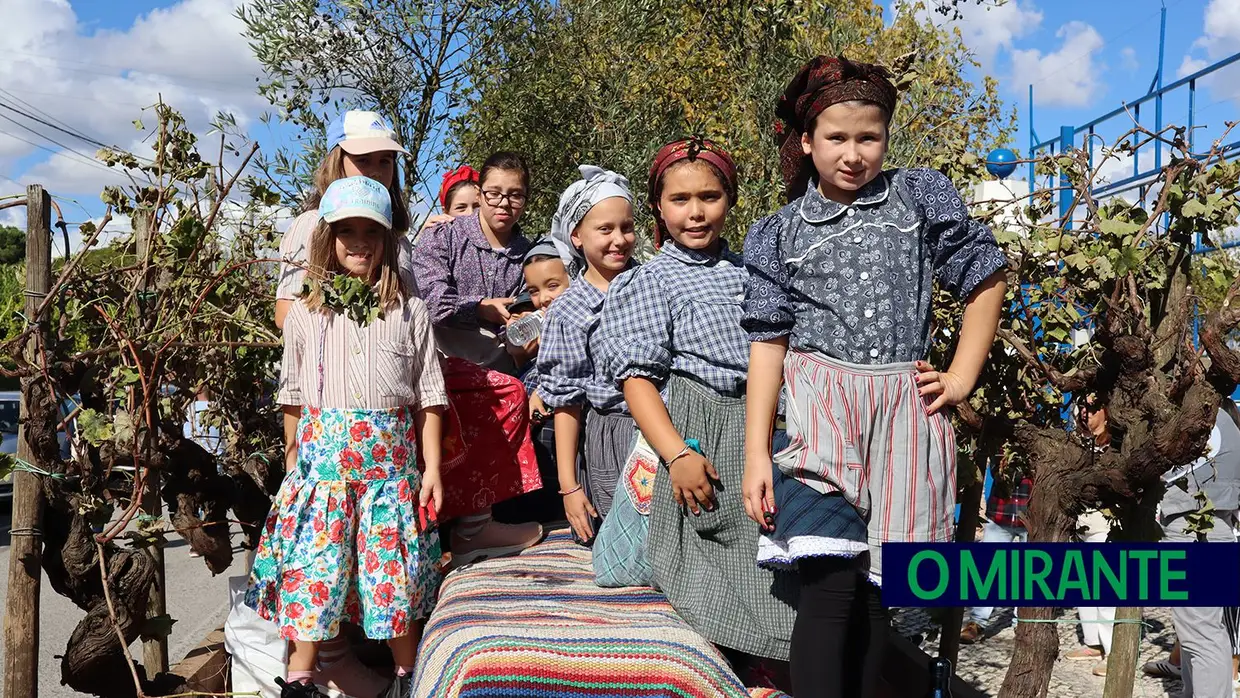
248, 176, 448, 698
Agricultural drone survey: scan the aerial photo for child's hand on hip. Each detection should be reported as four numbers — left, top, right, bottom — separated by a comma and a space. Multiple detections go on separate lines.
562, 489, 598, 542
418, 469, 443, 520
742, 453, 775, 532
915, 360, 971, 415
669, 452, 719, 516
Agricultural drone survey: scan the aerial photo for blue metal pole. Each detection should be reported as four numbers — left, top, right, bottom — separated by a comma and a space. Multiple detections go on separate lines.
1155, 4, 1166, 170
1189, 79, 1197, 152
1060, 125, 1074, 230
1029, 85, 1036, 193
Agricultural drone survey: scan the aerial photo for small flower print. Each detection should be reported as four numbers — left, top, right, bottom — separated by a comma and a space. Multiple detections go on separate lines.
340, 448, 364, 472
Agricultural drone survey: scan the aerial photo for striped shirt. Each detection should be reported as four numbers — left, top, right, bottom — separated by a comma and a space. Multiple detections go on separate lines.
596, 241, 750, 397
275, 209, 418, 301
537, 277, 628, 414
277, 296, 448, 411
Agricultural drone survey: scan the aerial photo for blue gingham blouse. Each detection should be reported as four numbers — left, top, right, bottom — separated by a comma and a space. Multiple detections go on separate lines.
597, 240, 750, 397
537, 277, 629, 414
742, 168, 1008, 365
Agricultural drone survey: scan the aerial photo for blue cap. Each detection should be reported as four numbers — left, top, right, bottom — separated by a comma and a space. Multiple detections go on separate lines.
319, 176, 393, 229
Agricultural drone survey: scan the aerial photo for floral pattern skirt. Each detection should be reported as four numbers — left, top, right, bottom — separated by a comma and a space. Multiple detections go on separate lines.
245, 406, 443, 641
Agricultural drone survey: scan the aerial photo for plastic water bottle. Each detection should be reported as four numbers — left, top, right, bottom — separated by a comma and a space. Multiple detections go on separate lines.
926, 657, 953, 697
505, 310, 544, 346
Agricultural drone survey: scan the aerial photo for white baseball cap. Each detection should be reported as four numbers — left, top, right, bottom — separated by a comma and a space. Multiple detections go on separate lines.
327, 111, 409, 156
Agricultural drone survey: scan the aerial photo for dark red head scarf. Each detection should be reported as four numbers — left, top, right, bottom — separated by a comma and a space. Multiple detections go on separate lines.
438, 165, 480, 210
646, 137, 738, 248
775, 56, 898, 201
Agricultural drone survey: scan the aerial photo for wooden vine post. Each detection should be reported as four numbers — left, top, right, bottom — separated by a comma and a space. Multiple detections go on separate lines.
134, 206, 170, 675
1101, 606, 1143, 698
3, 185, 51, 698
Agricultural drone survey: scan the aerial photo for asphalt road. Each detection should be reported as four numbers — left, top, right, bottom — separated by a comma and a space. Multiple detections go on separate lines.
0, 503, 243, 697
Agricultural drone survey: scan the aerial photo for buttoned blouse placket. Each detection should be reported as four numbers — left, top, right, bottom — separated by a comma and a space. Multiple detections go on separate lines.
315, 314, 371, 408
784, 179, 924, 364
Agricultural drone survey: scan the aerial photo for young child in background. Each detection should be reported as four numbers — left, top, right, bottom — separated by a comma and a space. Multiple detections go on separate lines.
419, 166, 481, 236
595, 139, 797, 665
248, 177, 447, 698
538, 166, 637, 544
495, 238, 578, 525
518, 237, 576, 417
275, 111, 414, 330
741, 56, 1008, 698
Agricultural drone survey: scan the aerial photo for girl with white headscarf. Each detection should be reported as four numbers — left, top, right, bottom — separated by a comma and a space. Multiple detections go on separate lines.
536, 165, 639, 544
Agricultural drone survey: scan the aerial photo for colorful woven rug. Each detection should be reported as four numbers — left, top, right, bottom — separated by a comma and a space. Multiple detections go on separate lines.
412, 529, 790, 698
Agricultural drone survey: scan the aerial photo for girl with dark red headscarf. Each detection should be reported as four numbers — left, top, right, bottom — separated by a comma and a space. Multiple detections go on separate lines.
594, 137, 798, 665
740, 56, 1009, 697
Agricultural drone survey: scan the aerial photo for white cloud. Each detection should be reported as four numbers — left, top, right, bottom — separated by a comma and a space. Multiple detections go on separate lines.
0, 0, 266, 201
1120, 47, 1139, 74
1011, 21, 1107, 107
914, 0, 1044, 69
1178, 0, 1240, 103
1178, 55, 1210, 78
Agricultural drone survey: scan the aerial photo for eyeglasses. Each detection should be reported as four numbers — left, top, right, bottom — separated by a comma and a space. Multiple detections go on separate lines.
481, 190, 527, 207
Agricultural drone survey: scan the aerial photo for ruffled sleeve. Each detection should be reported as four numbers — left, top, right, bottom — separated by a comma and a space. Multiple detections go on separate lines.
595, 266, 673, 389
907, 168, 1009, 298
536, 304, 591, 409
741, 212, 795, 341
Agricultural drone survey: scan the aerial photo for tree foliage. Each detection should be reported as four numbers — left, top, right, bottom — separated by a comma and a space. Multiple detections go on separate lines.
949, 125, 1240, 696
237, 0, 521, 208
455, 0, 1012, 249
2, 104, 284, 697
0, 224, 24, 264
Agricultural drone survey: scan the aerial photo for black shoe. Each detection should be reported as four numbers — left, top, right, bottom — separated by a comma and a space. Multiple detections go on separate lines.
384, 673, 413, 698
275, 677, 326, 698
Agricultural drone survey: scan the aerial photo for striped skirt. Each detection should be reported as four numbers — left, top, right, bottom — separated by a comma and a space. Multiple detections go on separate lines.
759, 350, 957, 585
648, 376, 798, 661
583, 407, 636, 520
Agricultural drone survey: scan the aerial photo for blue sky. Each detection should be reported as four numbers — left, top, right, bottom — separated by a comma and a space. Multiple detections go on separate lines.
1, 0, 1238, 245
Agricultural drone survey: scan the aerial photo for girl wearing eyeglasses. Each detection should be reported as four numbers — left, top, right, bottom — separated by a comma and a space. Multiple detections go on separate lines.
411, 151, 534, 375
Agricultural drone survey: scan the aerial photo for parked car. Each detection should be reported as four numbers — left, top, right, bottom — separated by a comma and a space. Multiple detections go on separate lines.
0, 391, 75, 502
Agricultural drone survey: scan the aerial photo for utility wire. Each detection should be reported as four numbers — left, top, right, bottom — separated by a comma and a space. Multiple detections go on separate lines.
0, 101, 111, 150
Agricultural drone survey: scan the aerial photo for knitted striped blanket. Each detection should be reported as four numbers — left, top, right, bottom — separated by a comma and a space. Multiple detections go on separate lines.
412, 529, 790, 698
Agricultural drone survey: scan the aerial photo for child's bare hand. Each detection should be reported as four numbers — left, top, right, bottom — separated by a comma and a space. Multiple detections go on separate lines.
563, 489, 597, 542
418, 469, 443, 518
915, 361, 971, 415
528, 392, 548, 423
669, 452, 719, 515
742, 453, 775, 532
420, 213, 454, 232
478, 297, 513, 325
